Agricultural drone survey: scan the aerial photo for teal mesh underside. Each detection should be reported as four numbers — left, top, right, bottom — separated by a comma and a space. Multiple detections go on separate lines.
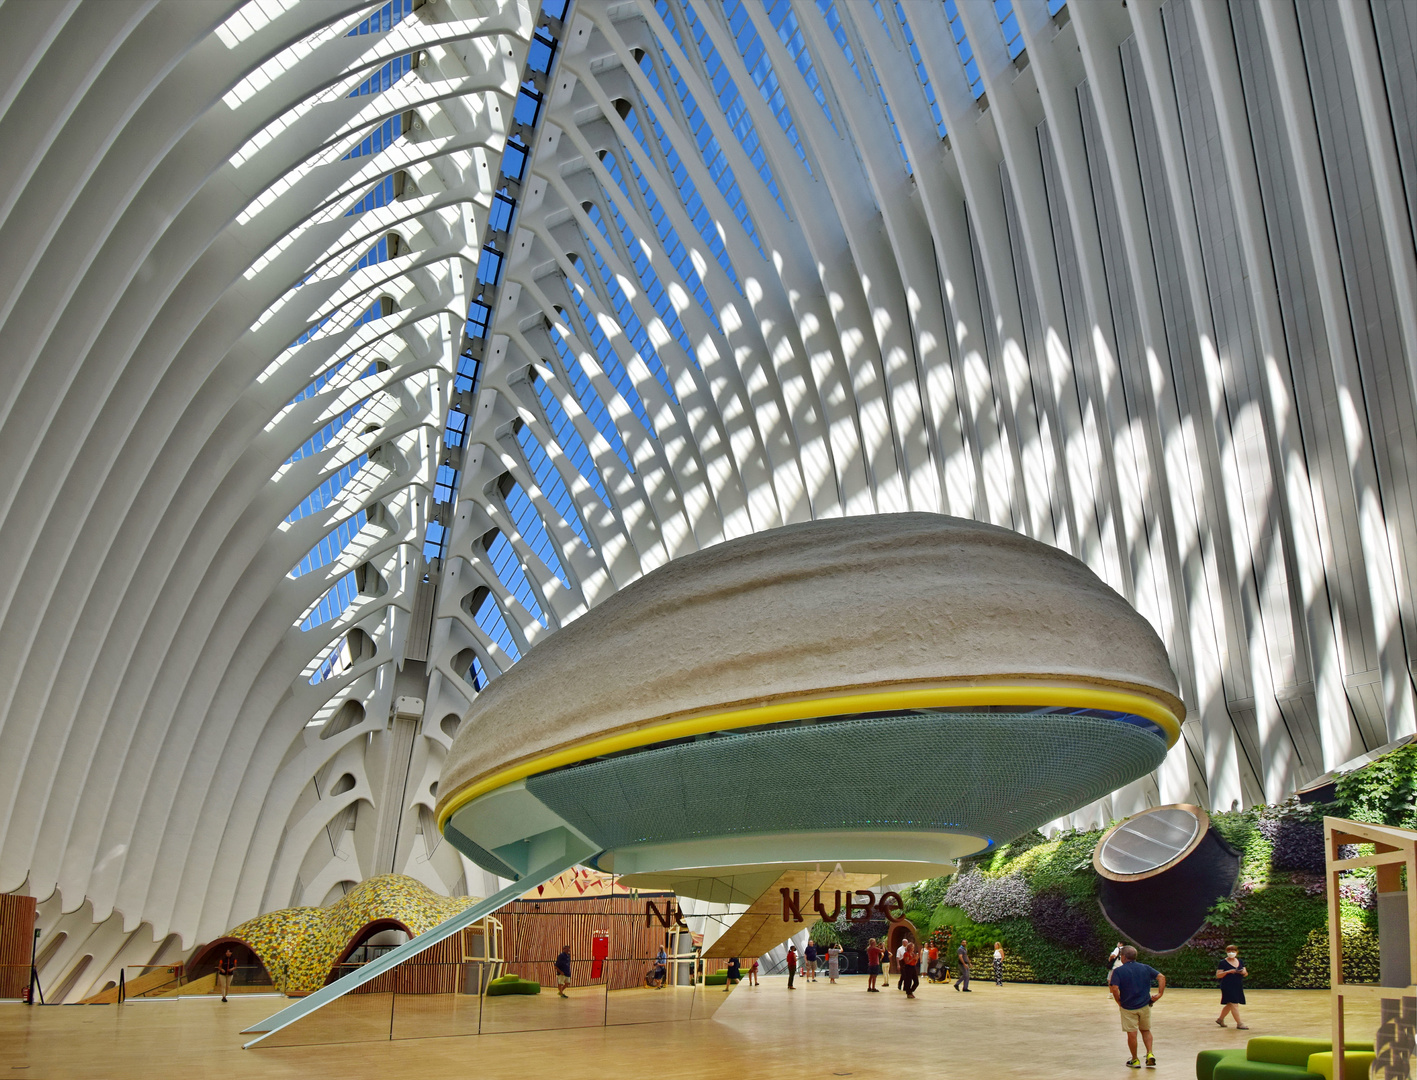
444, 819, 520, 879
525, 711, 1167, 853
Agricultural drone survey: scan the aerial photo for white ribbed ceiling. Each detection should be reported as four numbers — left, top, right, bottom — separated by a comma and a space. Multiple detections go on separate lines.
8, 0, 1417, 1002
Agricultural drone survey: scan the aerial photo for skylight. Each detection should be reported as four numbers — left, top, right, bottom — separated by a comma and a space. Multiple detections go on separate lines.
943, 0, 986, 99
291, 510, 369, 579
760, 0, 835, 131
547, 321, 639, 470
555, 281, 654, 443
289, 358, 346, 404
346, 174, 398, 216
287, 454, 369, 524
664, 0, 788, 213
467, 651, 491, 690
995, 0, 1025, 60
624, 84, 745, 290
583, 200, 687, 397
723, 0, 813, 173
611, 126, 724, 324
894, 0, 946, 136
865, 53, 911, 175
531, 372, 613, 504
599, 153, 709, 349
310, 634, 356, 684
504, 479, 572, 588
813, 0, 863, 85
348, 53, 413, 97
286, 403, 361, 465
347, 0, 413, 37
342, 114, 403, 161
517, 423, 596, 548
487, 530, 548, 627
472, 590, 521, 664
302, 571, 359, 631
424, 0, 573, 576
641, 15, 772, 255
351, 234, 393, 272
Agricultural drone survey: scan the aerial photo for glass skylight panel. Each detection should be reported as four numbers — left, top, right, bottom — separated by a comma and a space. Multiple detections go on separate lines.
309, 635, 355, 684
467, 651, 490, 691
454, 354, 478, 395
487, 531, 546, 627
443, 408, 468, 448
665, 0, 788, 213
434, 463, 458, 504
563, 274, 657, 435
943, 0, 986, 99
351, 235, 391, 272
289, 358, 347, 405
593, 246, 682, 395
302, 570, 358, 631
502, 137, 529, 181
513, 82, 543, 127
287, 403, 360, 465
532, 375, 614, 502
995, 0, 1025, 60
287, 453, 368, 524
723, 0, 812, 171
623, 88, 743, 292
813, 0, 863, 84
472, 590, 520, 663
760, 0, 835, 131
598, 160, 705, 353
476, 246, 505, 286
528, 30, 558, 75
640, 25, 770, 258
546, 323, 637, 471
350, 296, 389, 329
342, 114, 402, 161
467, 299, 492, 339
289, 297, 384, 367
348, 53, 413, 98
423, 519, 447, 563
347, 0, 412, 37
516, 423, 597, 546
894, 0, 947, 137
292, 314, 333, 349
600, 148, 635, 202
488, 190, 515, 233
291, 509, 369, 578
582, 201, 687, 395
503, 479, 571, 588
346, 175, 396, 216
868, 0, 891, 35
612, 130, 724, 322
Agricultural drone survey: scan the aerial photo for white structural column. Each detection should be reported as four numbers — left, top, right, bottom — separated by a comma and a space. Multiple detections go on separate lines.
6, 0, 1417, 1004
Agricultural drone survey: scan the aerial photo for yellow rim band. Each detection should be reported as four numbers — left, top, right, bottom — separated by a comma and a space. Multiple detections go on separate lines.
437, 683, 1180, 832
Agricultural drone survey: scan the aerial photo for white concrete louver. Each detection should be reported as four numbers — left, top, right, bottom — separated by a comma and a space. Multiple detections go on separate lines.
7, 0, 1417, 1003
432, 0, 1417, 854
0, 0, 532, 1002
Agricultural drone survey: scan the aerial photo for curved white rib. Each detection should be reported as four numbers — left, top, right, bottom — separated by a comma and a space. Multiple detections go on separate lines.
0, 0, 533, 1001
